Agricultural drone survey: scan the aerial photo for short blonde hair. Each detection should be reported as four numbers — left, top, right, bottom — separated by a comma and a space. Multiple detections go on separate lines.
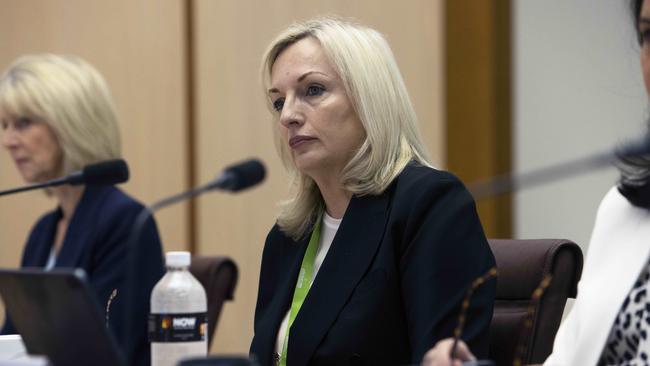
262, 17, 432, 239
0, 54, 121, 174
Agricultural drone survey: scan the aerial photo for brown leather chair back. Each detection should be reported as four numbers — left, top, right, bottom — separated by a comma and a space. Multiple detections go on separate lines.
190, 256, 238, 350
488, 239, 583, 365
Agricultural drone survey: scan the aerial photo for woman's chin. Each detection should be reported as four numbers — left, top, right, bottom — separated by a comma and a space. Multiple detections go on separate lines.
17, 172, 36, 184
292, 155, 318, 174
20, 172, 51, 185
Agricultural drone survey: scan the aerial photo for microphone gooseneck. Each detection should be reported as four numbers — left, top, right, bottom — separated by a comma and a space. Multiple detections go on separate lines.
122, 158, 266, 361
468, 135, 650, 200
0, 159, 130, 197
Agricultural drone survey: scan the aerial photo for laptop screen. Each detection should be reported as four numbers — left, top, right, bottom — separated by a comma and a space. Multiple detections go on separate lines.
0, 268, 126, 366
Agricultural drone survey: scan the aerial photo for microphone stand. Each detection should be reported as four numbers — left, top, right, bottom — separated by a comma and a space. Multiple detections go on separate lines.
0, 176, 72, 197
469, 150, 614, 200
121, 159, 265, 360
468, 136, 650, 200
118, 159, 261, 364
0, 159, 127, 197
121, 182, 215, 363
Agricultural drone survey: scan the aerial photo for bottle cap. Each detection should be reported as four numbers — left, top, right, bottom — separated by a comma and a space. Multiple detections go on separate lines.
166, 251, 191, 267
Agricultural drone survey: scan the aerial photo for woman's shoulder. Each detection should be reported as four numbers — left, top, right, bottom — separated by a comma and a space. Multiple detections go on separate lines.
394, 162, 470, 201
398, 162, 461, 184
594, 186, 646, 227
386, 163, 477, 224
587, 186, 650, 255
77, 186, 149, 231
89, 185, 145, 213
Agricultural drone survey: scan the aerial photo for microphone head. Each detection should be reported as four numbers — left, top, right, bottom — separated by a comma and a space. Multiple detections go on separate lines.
211, 159, 266, 192
74, 159, 130, 186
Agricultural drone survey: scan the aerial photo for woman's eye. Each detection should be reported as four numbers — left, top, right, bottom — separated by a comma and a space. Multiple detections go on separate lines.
15, 117, 32, 130
273, 98, 284, 112
640, 29, 650, 44
306, 85, 325, 97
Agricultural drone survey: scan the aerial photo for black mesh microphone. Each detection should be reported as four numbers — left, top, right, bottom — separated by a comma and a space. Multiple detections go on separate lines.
204, 159, 266, 192
0, 159, 130, 197
66, 159, 130, 186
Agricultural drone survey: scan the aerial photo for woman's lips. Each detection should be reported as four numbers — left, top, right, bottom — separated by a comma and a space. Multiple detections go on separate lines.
14, 157, 28, 166
289, 135, 316, 149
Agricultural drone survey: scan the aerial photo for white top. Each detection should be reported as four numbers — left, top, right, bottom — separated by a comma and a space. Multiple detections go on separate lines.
45, 247, 56, 271
545, 187, 650, 365
274, 213, 341, 358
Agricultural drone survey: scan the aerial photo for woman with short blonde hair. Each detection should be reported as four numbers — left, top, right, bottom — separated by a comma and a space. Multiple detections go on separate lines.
1, 54, 121, 174
0, 54, 163, 366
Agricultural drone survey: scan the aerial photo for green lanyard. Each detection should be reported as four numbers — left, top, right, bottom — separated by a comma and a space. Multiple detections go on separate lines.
279, 218, 322, 366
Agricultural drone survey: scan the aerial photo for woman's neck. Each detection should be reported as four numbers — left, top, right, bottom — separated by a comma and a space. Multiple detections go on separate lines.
313, 174, 351, 219
50, 185, 85, 220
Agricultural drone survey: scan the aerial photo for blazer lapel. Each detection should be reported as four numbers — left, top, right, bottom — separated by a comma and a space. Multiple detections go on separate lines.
56, 186, 108, 268
252, 233, 309, 365
287, 190, 391, 366
22, 210, 61, 267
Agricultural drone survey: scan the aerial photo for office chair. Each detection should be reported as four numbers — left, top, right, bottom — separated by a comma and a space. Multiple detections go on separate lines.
190, 256, 238, 349
488, 239, 583, 365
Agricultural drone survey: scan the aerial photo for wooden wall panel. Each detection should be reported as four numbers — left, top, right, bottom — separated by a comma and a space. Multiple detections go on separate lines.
0, 0, 189, 321
446, 0, 512, 238
193, 0, 444, 353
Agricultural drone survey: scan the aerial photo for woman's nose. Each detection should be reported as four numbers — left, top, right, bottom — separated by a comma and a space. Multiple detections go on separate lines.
279, 97, 305, 128
1, 127, 18, 149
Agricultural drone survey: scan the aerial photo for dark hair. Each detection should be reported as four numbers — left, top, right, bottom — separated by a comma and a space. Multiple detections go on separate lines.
618, 0, 650, 208
632, 0, 644, 43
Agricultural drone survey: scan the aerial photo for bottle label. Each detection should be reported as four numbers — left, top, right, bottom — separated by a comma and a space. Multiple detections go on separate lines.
148, 312, 208, 343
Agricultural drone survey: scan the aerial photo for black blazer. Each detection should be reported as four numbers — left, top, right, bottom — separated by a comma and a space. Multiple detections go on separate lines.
250, 163, 496, 366
1, 185, 165, 366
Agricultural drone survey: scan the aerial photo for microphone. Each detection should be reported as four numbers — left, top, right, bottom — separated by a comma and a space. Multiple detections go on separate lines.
148, 158, 266, 211
205, 159, 266, 192
468, 135, 650, 199
66, 159, 129, 186
121, 158, 266, 362
0, 159, 130, 197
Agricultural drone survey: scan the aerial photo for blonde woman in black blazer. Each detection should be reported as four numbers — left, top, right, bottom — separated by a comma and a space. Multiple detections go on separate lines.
250, 17, 496, 366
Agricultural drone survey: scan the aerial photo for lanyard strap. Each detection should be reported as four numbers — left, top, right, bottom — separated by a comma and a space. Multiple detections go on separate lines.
280, 217, 322, 366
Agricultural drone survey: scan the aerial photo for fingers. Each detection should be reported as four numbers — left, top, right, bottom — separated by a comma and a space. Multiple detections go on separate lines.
421, 338, 475, 366
452, 339, 476, 361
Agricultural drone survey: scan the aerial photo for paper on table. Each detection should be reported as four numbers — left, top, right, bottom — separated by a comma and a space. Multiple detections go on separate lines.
0, 335, 48, 365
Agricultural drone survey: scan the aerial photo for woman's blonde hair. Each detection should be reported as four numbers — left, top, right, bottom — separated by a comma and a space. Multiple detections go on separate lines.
262, 16, 432, 239
0, 54, 121, 175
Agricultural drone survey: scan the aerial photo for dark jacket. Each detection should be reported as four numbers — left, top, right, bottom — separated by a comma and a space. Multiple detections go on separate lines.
1, 185, 165, 366
250, 163, 496, 366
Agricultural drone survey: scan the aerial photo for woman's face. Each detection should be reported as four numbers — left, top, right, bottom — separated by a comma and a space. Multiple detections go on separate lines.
0, 110, 63, 183
640, 0, 650, 98
269, 37, 366, 180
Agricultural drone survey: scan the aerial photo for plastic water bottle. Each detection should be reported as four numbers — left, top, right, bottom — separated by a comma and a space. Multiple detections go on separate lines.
149, 251, 208, 366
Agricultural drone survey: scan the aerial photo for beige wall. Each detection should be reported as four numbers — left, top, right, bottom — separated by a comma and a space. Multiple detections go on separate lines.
193, 0, 444, 353
0, 0, 190, 320
0, 0, 445, 355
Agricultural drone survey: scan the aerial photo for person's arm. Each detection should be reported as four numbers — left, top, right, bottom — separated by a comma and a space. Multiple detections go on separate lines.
397, 173, 496, 362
